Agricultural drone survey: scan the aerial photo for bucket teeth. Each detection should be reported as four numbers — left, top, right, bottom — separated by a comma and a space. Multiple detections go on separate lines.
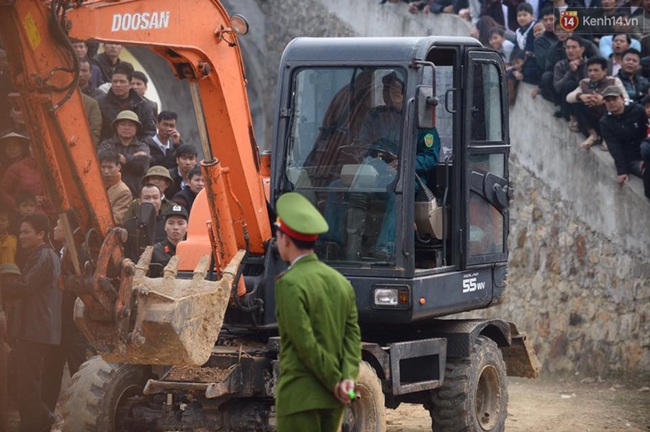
192, 255, 211, 281
135, 246, 154, 278
163, 255, 179, 279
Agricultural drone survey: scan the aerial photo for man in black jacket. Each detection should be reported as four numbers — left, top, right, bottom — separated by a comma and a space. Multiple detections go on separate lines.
533, 8, 558, 101
92, 42, 123, 83
600, 86, 648, 192
3, 213, 61, 432
553, 36, 588, 122
78, 57, 104, 100
97, 63, 156, 141
166, 144, 198, 200
542, 29, 599, 109
150, 204, 188, 277
122, 184, 168, 261
172, 166, 204, 214
617, 48, 650, 103
143, 110, 184, 169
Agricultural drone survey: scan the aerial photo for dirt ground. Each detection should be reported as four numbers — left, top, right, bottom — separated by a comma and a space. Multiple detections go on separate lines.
386, 375, 650, 431
7, 374, 650, 431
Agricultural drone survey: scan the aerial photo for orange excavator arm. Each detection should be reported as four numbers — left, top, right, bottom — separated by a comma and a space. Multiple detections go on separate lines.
0, 0, 271, 365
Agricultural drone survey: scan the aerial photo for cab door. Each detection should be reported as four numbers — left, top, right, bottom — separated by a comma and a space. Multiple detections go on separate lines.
462, 50, 510, 267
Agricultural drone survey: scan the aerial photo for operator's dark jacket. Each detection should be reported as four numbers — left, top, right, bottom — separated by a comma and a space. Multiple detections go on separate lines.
97, 88, 157, 142
5, 243, 62, 344
600, 102, 646, 175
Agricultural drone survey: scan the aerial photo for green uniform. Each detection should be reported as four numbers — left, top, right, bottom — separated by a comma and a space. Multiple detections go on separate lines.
274, 253, 361, 431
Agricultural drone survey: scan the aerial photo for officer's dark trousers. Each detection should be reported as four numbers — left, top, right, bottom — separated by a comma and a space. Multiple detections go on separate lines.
277, 406, 344, 432
12, 340, 56, 432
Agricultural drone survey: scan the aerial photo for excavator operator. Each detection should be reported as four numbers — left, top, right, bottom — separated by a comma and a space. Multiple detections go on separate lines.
325, 71, 440, 260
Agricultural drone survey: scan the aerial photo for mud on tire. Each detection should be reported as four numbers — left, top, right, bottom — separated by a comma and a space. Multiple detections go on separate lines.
61, 355, 153, 432
340, 361, 386, 432
428, 336, 508, 432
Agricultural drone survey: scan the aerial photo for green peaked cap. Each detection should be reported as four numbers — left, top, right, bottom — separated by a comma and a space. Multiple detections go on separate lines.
276, 192, 329, 236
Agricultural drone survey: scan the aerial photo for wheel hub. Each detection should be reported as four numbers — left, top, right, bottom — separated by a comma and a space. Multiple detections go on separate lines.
475, 364, 502, 430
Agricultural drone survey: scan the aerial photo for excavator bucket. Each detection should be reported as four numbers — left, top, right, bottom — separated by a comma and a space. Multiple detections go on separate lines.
74, 248, 246, 366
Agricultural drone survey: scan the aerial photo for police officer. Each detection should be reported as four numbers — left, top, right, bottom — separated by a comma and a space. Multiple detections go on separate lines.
274, 192, 362, 432
150, 204, 188, 276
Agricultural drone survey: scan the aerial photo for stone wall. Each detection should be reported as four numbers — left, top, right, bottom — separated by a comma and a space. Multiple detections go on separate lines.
491, 158, 650, 376
225, 0, 650, 376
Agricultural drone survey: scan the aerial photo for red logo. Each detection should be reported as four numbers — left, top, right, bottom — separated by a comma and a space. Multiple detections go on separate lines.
559, 10, 579, 31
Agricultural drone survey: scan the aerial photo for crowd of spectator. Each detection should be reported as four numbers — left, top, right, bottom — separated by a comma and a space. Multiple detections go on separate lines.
0, 38, 201, 430
386, 0, 650, 198
0, 38, 203, 256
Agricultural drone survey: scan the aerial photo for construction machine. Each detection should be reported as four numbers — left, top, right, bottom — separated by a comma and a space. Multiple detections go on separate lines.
0, 0, 540, 430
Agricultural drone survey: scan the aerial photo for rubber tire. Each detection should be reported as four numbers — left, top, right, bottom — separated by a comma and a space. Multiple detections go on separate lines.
340, 361, 386, 432
61, 355, 152, 432
428, 336, 508, 432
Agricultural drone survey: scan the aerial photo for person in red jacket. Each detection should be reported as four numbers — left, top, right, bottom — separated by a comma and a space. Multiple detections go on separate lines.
0, 135, 53, 216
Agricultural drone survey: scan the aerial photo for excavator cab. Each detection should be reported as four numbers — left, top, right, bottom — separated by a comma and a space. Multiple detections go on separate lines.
271, 37, 511, 326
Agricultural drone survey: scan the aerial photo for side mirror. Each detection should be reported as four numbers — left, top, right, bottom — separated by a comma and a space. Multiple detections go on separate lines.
417, 85, 438, 130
